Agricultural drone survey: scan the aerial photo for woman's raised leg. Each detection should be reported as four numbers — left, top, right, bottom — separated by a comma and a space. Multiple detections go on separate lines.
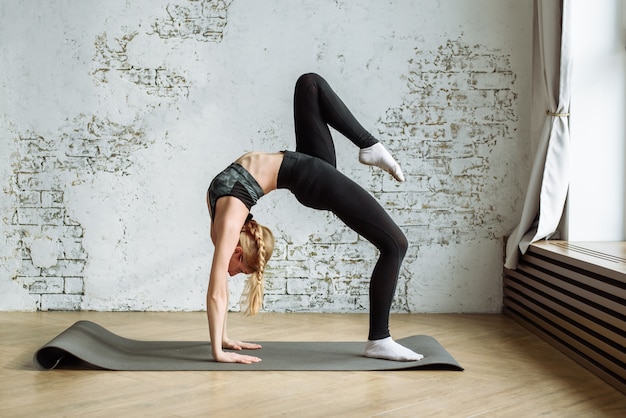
293, 73, 405, 181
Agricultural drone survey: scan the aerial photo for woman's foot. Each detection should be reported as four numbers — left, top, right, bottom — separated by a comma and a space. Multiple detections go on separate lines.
364, 337, 423, 361
358, 142, 405, 182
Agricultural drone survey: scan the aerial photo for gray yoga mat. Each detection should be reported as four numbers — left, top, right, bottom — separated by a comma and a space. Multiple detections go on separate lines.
33, 320, 463, 371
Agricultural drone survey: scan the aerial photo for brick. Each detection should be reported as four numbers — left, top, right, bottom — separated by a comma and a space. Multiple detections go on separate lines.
40, 294, 82, 311
120, 67, 157, 86
403, 224, 430, 243
308, 224, 357, 244
43, 224, 83, 239
288, 243, 378, 262
264, 276, 287, 295
17, 155, 45, 173
152, 0, 230, 42
494, 55, 513, 72
423, 139, 475, 160
456, 175, 489, 193
41, 156, 74, 172
474, 106, 517, 123
382, 174, 429, 193
64, 277, 84, 294
263, 294, 311, 312
41, 259, 86, 277
17, 243, 30, 259
385, 208, 430, 226
376, 190, 425, 209
18, 191, 41, 206
450, 157, 487, 176
306, 295, 331, 311
155, 68, 188, 88
421, 107, 447, 126
495, 90, 518, 108
92, 155, 133, 173
333, 277, 370, 295
311, 259, 371, 280
17, 173, 64, 190
60, 240, 87, 260
266, 260, 310, 278
17, 208, 64, 226
465, 54, 497, 72
169, 2, 203, 19
18, 225, 43, 239
267, 239, 286, 261
447, 89, 495, 107
118, 67, 189, 97
63, 215, 82, 226
411, 72, 471, 91
429, 210, 476, 227
287, 277, 330, 296
17, 258, 41, 276
23, 277, 64, 294
202, 1, 229, 18
287, 244, 328, 261
64, 139, 100, 157
469, 72, 516, 89
339, 243, 379, 261
348, 295, 368, 311
41, 191, 64, 207
18, 135, 56, 155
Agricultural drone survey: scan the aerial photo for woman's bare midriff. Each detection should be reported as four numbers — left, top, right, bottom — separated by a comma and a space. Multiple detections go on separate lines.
235, 152, 284, 194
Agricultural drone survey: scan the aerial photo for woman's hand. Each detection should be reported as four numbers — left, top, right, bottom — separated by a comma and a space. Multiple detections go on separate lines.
223, 338, 263, 351
215, 337, 263, 364
214, 351, 262, 364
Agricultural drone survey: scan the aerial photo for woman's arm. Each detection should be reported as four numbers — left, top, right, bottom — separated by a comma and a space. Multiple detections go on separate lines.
207, 197, 261, 364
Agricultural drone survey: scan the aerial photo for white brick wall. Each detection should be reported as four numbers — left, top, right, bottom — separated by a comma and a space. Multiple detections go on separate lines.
0, 0, 532, 312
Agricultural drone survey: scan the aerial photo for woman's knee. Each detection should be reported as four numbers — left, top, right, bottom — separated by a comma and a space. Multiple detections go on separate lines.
395, 230, 409, 259
297, 72, 321, 84
376, 226, 408, 260
295, 73, 325, 93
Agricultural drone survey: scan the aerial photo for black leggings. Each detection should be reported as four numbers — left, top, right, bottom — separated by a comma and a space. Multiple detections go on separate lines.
277, 73, 408, 340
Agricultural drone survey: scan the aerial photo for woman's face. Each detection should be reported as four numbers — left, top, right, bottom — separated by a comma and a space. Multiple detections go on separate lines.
228, 246, 254, 276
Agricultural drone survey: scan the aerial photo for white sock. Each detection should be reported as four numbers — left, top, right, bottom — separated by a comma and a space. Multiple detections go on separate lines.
358, 142, 405, 182
364, 337, 424, 362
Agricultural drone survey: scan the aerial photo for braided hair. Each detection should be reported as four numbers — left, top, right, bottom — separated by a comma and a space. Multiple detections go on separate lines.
239, 219, 275, 316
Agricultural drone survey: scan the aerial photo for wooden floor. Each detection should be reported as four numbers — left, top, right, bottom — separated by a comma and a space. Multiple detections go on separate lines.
1, 312, 625, 417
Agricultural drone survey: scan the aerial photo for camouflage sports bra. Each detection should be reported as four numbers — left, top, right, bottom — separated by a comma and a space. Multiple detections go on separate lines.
207, 163, 264, 221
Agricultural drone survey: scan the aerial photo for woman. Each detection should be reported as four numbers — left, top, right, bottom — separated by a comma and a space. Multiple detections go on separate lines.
206, 73, 423, 364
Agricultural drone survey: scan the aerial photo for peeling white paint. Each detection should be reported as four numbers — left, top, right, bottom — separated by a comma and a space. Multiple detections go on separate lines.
0, 0, 532, 312
24, 235, 59, 269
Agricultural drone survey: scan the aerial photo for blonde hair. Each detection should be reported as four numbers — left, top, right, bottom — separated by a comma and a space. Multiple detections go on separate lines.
239, 219, 275, 316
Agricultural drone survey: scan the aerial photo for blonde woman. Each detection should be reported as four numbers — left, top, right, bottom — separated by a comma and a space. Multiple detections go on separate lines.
206, 73, 423, 364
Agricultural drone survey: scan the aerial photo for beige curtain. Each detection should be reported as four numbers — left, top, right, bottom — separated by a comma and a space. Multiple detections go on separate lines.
504, 0, 573, 269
